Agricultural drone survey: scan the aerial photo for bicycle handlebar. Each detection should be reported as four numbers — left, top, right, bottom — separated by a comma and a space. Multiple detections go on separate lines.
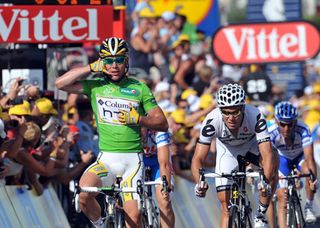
78, 186, 137, 194
279, 173, 313, 180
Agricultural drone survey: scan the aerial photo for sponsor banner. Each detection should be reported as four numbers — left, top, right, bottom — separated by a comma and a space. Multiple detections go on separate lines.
212, 21, 320, 65
246, 0, 306, 100
135, 0, 220, 36
0, 5, 113, 43
96, 96, 139, 125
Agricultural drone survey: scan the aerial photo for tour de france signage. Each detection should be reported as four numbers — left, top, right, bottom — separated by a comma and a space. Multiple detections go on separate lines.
0, 5, 113, 43
212, 21, 320, 64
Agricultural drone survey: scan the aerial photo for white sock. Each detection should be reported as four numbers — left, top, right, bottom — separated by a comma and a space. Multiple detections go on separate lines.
91, 217, 104, 228
306, 199, 313, 207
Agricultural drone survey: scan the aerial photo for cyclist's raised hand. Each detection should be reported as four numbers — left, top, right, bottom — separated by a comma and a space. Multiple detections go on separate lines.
194, 182, 208, 198
89, 58, 108, 74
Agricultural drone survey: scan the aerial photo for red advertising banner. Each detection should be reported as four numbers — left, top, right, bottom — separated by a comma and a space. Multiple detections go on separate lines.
0, 5, 113, 43
213, 21, 320, 64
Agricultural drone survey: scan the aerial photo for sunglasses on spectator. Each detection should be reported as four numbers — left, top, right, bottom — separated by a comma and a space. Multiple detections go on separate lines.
279, 121, 294, 127
221, 108, 242, 118
103, 56, 126, 66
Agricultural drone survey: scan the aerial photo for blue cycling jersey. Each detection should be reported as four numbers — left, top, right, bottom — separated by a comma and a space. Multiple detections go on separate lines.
268, 120, 313, 160
142, 129, 171, 181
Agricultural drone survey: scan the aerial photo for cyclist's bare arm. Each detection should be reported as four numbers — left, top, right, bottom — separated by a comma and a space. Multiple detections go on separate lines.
139, 106, 168, 132
191, 143, 210, 183
258, 141, 276, 183
157, 145, 172, 187
304, 144, 317, 177
55, 65, 91, 94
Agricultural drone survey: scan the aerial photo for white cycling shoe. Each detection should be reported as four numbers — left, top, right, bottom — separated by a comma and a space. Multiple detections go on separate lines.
305, 205, 317, 223
254, 213, 269, 228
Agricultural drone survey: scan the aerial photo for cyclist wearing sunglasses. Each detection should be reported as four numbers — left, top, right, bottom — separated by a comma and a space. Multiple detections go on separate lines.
191, 83, 279, 228
268, 101, 317, 227
56, 37, 168, 228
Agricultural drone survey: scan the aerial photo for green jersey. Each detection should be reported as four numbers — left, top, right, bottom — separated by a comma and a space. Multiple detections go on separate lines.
81, 77, 158, 153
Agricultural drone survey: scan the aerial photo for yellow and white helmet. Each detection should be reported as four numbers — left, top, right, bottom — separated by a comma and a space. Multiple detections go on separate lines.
99, 37, 129, 58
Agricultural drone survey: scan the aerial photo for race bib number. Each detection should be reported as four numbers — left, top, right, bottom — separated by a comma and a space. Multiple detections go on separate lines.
96, 96, 139, 125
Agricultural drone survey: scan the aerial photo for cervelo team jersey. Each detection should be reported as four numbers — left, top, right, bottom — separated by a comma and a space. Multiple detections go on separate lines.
142, 128, 171, 158
268, 120, 313, 160
81, 77, 158, 153
198, 104, 270, 147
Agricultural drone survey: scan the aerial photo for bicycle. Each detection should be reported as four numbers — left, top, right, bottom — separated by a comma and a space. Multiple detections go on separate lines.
199, 155, 265, 228
74, 176, 135, 228
137, 166, 169, 228
279, 166, 315, 228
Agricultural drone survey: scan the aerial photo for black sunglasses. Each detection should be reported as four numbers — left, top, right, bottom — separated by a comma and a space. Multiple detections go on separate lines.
279, 122, 294, 127
220, 107, 243, 118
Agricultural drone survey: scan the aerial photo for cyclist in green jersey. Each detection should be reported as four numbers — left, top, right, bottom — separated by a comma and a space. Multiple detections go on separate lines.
55, 37, 168, 228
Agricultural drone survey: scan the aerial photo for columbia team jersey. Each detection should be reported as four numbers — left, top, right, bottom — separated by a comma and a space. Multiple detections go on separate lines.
81, 77, 158, 152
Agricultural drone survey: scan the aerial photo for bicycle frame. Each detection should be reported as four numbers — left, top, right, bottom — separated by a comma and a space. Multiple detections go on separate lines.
281, 169, 311, 228
199, 156, 263, 228
74, 178, 136, 228
138, 167, 169, 228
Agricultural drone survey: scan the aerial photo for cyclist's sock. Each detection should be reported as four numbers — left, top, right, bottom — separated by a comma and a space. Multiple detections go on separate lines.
91, 217, 104, 228
305, 199, 313, 208
257, 201, 269, 215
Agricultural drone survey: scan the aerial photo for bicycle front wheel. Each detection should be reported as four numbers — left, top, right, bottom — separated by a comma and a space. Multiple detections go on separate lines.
287, 192, 305, 228
228, 206, 240, 228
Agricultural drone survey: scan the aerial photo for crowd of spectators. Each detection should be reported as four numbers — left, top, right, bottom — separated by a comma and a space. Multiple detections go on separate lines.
0, 3, 319, 227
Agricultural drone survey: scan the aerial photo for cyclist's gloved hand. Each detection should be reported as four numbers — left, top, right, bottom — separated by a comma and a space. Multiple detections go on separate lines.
89, 59, 103, 72
258, 181, 272, 197
194, 182, 208, 198
118, 103, 140, 125
309, 179, 318, 192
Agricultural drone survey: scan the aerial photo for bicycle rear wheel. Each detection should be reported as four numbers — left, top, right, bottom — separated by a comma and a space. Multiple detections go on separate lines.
228, 206, 240, 228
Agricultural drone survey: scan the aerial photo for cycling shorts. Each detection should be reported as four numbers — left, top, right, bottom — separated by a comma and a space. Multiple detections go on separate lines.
85, 151, 143, 202
215, 138, 260, 191
278, 153, 304, 189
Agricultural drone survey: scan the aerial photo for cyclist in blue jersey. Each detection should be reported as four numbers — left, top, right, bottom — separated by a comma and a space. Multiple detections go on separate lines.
142, 127, 175, 228
268, 101, 318, 227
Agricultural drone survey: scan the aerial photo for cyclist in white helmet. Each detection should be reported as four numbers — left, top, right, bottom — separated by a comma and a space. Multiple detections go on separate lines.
191, 83, 279, 228
56, 37, 168, 228
268, 101, 317, 227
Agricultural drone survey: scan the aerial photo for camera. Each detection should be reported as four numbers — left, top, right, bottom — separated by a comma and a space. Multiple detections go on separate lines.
9, 97, 24, 106
6, 119, 19, 129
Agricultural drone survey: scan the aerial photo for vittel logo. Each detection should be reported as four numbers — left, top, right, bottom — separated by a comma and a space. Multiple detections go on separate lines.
213, 21, 320, 64
0, 6, 113, 43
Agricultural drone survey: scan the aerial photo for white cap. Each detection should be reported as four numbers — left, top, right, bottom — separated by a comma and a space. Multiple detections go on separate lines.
162, 11, 176, 22
0, 119, 6, 139
154, 82, 170, 93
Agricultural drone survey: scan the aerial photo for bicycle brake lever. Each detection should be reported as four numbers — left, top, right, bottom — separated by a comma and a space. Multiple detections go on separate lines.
199, 168, 206, 189
161, 175, 170, 193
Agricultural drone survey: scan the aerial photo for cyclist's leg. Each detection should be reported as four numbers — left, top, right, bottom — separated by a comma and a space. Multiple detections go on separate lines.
79, 154, 113, 227
273, 155, 290, 228
119, 152, 144, 228
153, 165, 175, 228
215, 140, 239, 228
300, 158, 317, 222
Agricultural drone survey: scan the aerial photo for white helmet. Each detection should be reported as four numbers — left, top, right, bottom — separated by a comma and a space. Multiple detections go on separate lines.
216, 84, 246, 107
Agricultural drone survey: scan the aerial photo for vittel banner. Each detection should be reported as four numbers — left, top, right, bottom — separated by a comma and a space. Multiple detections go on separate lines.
0, 5, 113, 43
212, 21, 320, 64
